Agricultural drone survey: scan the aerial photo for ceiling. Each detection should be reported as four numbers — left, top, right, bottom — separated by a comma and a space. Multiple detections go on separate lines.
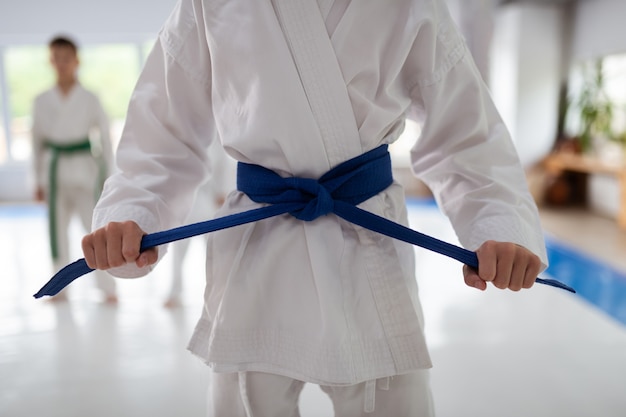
498, 0, 578, 4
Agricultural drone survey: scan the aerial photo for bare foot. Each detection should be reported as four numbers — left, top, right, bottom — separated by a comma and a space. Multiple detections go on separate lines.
163, 297, 182, 309
103, 294, 119, 305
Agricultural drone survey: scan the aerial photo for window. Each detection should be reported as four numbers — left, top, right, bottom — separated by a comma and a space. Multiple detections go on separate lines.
5, 45, 52, 162
0, 69, 6, 164
603, 54, 626, 138
0, 46, 19, 165
566, 54, 626, 151
0, 42, 150, 164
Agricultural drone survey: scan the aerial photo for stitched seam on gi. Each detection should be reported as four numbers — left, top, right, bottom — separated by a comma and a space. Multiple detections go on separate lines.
273, 0, 362, 167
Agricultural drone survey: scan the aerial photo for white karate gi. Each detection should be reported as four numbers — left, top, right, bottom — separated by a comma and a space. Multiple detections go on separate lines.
166, 141, 236, 303
32, 84, 116, 297
93, 0, 548, 413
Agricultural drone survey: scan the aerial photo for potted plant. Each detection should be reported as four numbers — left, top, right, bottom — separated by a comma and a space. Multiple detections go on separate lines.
574, 59, 614, 153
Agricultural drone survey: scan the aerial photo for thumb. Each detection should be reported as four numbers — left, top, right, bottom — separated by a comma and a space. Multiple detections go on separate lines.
463, 265, 487, 291
135, 247, 158, 268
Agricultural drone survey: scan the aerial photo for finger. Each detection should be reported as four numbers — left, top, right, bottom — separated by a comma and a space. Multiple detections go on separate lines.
463, 265, 487, 291
476, 241, 497, 283
492, 244, 516, 290
136, 247, 158, 268
82, 234, 97, 269
508, 260, 527, 292
106, 228, 126, 268
522, 255, 541, 289
120, 223, 142, 264
93, 228, 110, 270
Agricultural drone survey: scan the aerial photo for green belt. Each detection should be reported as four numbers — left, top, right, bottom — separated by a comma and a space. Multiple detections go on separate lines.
45, 139, 105, 260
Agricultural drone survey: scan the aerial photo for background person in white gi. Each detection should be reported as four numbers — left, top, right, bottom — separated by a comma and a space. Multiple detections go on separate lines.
81, 0, 546, 415
32, 36, 117, 303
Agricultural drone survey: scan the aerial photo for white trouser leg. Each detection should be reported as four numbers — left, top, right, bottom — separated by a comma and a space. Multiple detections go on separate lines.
320, 370, 435, 417
50, 185, 72, 299
51, 184, 72, 274
207, 371, 305, 417
75, 184, 117, 297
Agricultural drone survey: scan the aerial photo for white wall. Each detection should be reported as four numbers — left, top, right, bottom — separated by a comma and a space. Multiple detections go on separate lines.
0, 0, 177, 45
571, 0, 626, 63
569, 0, 626, 219
490, 5, 521, 144
490, 2, 565, 167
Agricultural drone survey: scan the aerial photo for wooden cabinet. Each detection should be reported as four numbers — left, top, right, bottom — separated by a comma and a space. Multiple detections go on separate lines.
544, 152, 626, 229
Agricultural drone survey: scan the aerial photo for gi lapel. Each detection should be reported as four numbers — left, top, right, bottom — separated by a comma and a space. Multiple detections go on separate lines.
317, 0, 335, 20
273, 0, 432, 376
272, 0, 362, 167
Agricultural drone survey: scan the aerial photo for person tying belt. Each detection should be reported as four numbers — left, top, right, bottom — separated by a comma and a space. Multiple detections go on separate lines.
34, 144, 574, 298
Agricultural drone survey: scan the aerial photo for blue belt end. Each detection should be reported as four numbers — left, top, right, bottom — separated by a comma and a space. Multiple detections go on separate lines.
33, 258, 94, 298
536, 277, 576, 293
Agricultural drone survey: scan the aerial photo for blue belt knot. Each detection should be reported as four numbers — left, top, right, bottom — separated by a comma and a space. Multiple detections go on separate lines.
237, 144, 394, 221
236, 165, 336, 221
286, 177, 334, 221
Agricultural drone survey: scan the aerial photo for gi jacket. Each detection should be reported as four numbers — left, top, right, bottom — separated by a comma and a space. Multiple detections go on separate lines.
94, 0, 548, 385
32, 84, 112, 191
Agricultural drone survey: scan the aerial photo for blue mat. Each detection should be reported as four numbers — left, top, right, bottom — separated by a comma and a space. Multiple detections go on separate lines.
407, 198, 626, 326
545, 234, 626, 326
0, 204, 46, 218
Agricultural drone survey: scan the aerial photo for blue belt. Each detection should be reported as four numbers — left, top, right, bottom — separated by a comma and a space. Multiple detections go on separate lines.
33, 144, 574, 298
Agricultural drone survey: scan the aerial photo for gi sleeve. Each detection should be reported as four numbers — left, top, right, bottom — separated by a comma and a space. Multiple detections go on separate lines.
405, 0, 548, 269
93, 0, 217, 278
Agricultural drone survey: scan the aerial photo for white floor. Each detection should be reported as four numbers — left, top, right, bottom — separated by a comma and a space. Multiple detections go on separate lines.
1, 203, 626, 417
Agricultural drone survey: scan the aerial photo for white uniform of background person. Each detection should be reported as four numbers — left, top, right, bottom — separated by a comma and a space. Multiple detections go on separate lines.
32, 84, 117, 300
92, 0, 548, 415
164, 140, 236, 307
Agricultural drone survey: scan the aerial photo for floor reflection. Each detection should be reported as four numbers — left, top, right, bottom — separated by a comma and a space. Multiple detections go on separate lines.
1, 202, 625, 417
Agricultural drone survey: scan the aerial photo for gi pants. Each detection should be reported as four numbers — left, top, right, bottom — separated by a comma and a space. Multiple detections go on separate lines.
207, 370, 435, 417
52, 181, 116, 297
